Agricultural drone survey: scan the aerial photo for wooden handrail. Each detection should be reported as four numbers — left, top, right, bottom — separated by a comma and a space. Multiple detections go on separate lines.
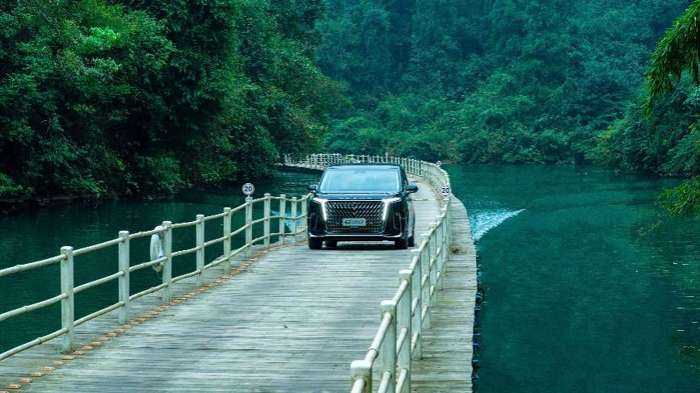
0, 183, 311, 358
1, 151, 451, 392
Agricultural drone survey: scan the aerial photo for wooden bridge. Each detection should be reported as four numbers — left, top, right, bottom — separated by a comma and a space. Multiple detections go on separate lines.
0, 154, 477, 393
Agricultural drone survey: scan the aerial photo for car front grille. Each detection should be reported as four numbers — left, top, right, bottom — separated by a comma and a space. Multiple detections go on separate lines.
326, 201, 384, 233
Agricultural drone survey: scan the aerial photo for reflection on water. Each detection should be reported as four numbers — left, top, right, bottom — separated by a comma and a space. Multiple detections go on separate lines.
447, 164, 700, 392
0, 171, 321, 353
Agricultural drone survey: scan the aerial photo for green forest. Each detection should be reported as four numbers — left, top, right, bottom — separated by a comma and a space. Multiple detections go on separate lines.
319, 0, 692, 166
0, 0, 341, 198
2, 0, 700, 211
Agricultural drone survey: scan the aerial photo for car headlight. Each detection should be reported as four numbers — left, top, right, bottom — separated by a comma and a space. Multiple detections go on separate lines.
312, 197, 328, 221
382, 197, 401, 221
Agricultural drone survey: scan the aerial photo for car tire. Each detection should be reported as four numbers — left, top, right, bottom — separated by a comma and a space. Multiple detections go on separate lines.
326, 240, 337, 248
309, 238, 323, 250
395, 237, 408, 250
408, 229, 415, 247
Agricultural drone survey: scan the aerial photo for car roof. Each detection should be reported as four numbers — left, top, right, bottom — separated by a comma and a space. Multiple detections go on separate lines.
326, 163, 402, 170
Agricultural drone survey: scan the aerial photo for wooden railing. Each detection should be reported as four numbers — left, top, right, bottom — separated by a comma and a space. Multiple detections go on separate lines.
284, 153, 452, 393
0, 194, 310, 360
2, 152, 453, 393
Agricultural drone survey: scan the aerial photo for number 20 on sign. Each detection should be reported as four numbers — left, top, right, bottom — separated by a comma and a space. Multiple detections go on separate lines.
242, 183, 255, 196
440, 184, 451, 197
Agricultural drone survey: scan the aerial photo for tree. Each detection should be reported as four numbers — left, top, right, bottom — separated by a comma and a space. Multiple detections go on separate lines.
643, 0, 700, 218
0, 0, 341, 199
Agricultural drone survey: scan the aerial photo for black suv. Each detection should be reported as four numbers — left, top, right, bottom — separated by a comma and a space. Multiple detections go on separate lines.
307, 164, 418, 249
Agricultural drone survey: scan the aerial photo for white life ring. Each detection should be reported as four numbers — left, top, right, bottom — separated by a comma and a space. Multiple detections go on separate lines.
150, 226, 164, 272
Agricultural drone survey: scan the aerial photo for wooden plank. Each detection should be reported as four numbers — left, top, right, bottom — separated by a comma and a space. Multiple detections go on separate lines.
411, 197, 477, 392
0, 178, 476, 393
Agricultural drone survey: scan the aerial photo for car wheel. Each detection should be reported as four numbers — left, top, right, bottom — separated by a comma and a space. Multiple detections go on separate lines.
309, 238, 323, 249
326, 240, 337, 248
408, 229, 415, 247
395, 237, 408, 250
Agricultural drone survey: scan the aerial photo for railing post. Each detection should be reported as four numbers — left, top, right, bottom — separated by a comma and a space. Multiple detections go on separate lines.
60, 246, 75, 352
245, 197, 253, 258
279, 194, 287, 245
444, 197, 451, 245
301, 195, 308, 240
162, 221, 173, 303
350, 360, 372, 393
264, 193, 271, 249
420, 234, 431, 328
428, 224, 438, 306
291, 197, 298, 244
223, 207, 232, 274
118, 231, 130, 324
441, 206, 449, 284
196, 214, 205, 287
380, 300, 397, 392
410, 249, 423, 359
398, 270, 413, 392
436, 218, 445, 291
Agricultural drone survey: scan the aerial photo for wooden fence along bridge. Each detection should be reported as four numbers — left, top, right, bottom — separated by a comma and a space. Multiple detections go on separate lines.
0, 154, 477, 392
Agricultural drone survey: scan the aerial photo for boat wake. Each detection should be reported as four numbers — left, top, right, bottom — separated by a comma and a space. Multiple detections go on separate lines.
471, 209, 525, 241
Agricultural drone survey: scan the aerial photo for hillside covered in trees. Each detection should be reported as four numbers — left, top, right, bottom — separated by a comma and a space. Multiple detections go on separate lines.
319, 0, 694, 168
0, 0, 340, 199
2, 0, 700, 202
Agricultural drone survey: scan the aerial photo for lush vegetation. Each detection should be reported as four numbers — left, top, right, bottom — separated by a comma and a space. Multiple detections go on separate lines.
590, 0, 700, 217
317, 0, 690, 164
0, 0, 340, 199
3, 0, 700, 206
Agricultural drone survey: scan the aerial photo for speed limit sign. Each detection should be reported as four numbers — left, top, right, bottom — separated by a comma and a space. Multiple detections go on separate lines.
242, 183, 255, 196
440, 183, 451, 197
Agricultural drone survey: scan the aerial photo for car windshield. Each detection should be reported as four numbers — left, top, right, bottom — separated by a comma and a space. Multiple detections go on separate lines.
319, 168, 401, 193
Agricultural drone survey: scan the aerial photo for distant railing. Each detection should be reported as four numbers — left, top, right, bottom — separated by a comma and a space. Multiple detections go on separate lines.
283, 153, 452, 393
0, 193, 310, 360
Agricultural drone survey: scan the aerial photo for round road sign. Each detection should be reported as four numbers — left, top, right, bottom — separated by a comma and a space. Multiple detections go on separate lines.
440, 183, 451, 197
242, 183, 255, 196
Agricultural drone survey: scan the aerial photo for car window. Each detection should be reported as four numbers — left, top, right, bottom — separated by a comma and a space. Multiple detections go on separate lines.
320, 168, 401, 193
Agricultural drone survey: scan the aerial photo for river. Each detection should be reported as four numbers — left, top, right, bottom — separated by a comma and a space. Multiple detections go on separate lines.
450, 164, 700, 392
1, 165, 699, 391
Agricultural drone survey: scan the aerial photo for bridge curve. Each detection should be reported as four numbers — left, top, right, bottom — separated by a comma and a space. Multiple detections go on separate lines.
0, 154, 476, 393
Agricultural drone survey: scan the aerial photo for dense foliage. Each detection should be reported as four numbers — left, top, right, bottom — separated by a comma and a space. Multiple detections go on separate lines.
4, 0, 700, 203
630, 0, 700, 218
0, 0, 339, 199
317, 0, 689, 164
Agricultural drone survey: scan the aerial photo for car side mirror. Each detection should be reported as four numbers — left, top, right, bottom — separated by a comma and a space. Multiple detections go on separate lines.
406, 184, 418, 193
308, 184, 318, 192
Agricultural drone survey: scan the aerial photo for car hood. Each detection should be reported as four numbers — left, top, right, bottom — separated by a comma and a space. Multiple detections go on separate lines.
313, 192, 401, 201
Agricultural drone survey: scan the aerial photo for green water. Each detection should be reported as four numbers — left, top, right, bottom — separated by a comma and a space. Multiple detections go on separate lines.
0, 171, 320, 353
448, 165, 700, 392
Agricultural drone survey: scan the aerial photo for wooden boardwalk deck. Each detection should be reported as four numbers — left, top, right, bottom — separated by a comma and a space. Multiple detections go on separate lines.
0, 181, 476, 392
411, 198, 476, 392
